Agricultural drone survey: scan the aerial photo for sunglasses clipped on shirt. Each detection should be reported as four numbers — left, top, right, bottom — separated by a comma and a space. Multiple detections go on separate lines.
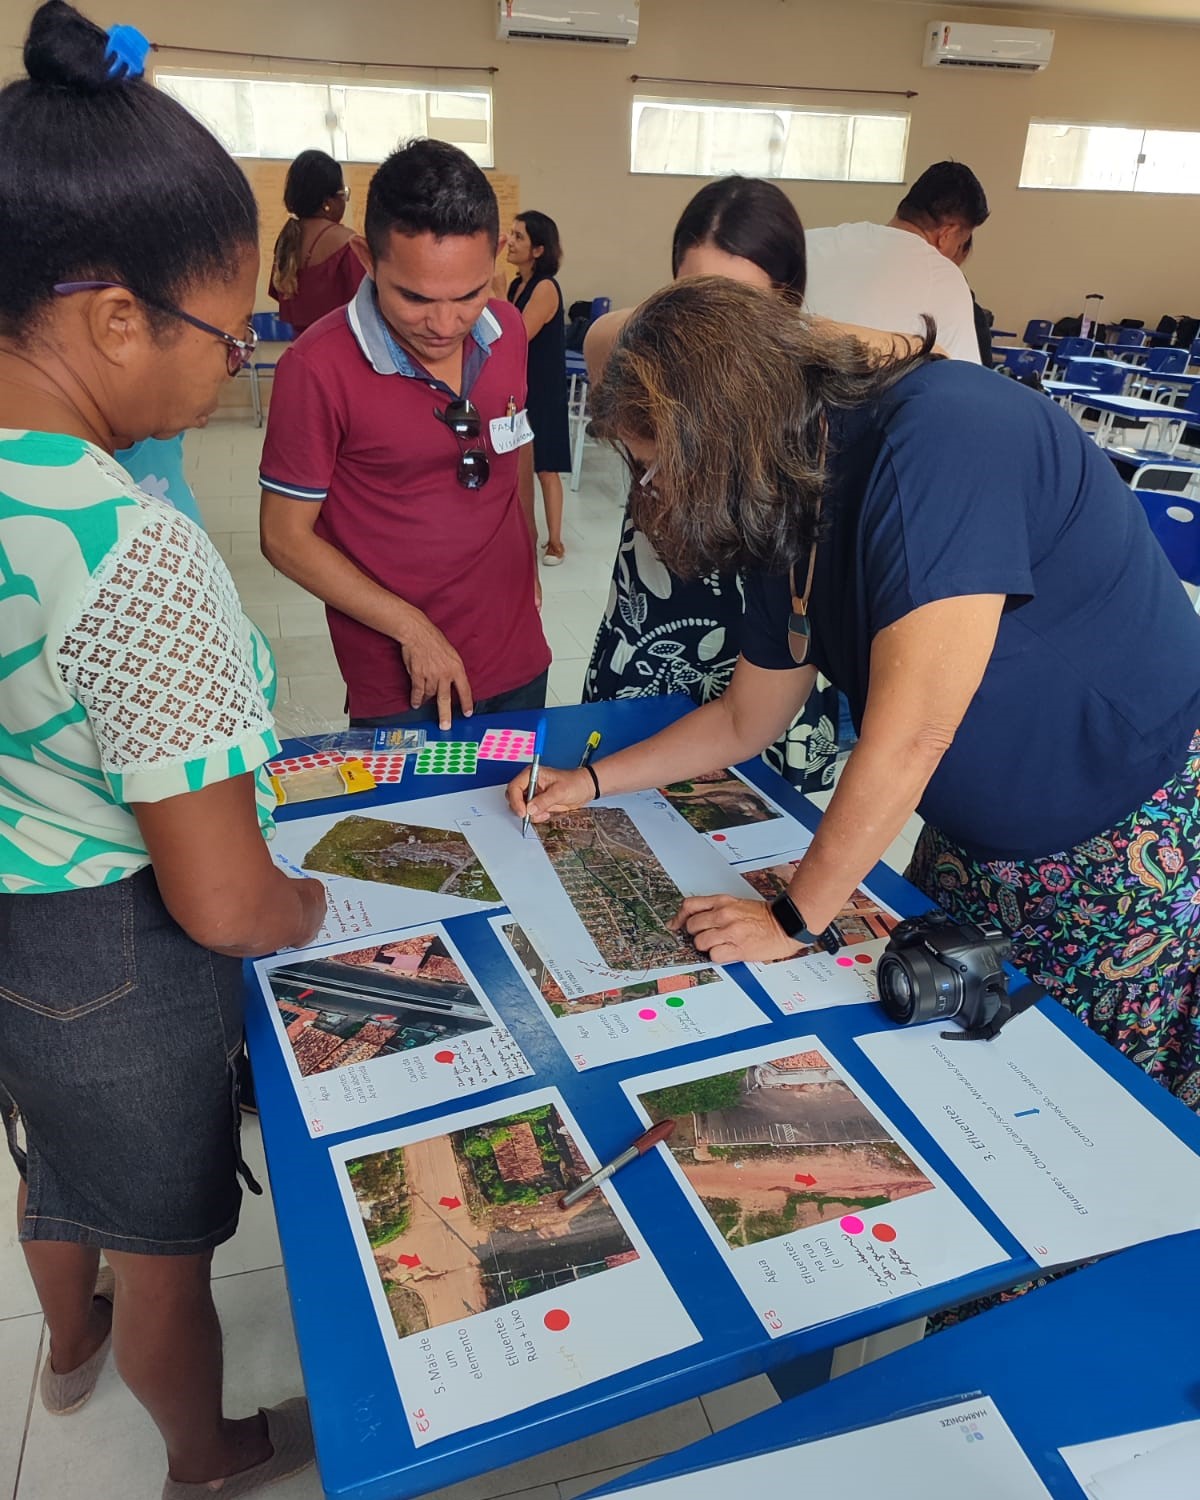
433, 397, 491, 491
52, 281, 258, 378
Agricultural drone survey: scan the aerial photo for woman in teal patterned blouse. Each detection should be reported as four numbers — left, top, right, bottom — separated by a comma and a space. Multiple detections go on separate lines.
0, 5, 323, 1496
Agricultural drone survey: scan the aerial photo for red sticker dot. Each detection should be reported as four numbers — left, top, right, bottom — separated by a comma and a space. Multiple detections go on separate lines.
872, 1222, 897, 1243
544, 1308, 570, 1332
855, 951, 873, 964
711, 833, 727, 842
434, 1050, 456, 1064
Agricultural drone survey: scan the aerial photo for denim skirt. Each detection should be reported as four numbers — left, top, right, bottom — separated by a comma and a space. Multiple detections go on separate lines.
0, 867, 258, 1255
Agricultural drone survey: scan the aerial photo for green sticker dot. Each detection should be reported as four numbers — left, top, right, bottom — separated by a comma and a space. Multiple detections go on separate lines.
665, 995, 685, 1008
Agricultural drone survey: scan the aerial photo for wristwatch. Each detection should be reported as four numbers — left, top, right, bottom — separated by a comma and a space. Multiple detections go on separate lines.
770, 892, 842, 955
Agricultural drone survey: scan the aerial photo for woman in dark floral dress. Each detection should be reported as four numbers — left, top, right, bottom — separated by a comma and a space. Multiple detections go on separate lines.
583, 178, 840, 793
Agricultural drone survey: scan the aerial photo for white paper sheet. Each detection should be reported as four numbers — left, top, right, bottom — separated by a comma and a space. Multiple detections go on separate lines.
738, 856, 903, 1014
270, 790, 503, 944
858, 1009, 1200, 1266
621, 1038, 1004, 1336
254, 922, 533, 1136
1060, 1421, 1200, 1498
656, 767, 813, 863
459, 787, 752, 991
330, 1088, 700, 1445
600, 1395, 1052, 1499
490, 916, 769, 1070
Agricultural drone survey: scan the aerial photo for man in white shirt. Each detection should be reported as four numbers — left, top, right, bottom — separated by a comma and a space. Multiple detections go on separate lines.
804, 161, 989, 363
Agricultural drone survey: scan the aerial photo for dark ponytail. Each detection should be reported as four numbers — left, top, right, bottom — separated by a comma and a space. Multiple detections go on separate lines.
271, 150, 345, 299
0, 1, 258, 338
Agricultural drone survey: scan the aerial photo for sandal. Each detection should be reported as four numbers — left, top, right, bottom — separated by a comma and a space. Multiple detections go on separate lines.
40, 1263, 115, 1415
161, 1397, 314, 1499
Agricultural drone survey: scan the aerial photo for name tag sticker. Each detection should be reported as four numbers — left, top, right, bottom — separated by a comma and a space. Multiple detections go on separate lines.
489, 410, 534, 454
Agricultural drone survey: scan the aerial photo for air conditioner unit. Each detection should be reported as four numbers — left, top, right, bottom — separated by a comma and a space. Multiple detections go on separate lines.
497, 0, 638, 46
923, 21, 1054, 72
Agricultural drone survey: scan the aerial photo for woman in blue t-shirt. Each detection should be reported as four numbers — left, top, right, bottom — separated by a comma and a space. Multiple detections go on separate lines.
511, 278, 1200, 1109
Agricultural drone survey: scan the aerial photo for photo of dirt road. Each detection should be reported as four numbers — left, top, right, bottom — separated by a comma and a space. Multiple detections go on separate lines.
302, 815, 500, 903
640, 1051, 932, 1249
346, 1103, 638, 1339
502, 922, 721, 1018
658, 770, 782, 835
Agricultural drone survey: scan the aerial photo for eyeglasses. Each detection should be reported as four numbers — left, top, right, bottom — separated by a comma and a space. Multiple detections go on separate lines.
434, 397, 490, 491
787, 541, 818, 667
336, 186, 351, 201
52, 281, 258, 378
638, 460, 659, 494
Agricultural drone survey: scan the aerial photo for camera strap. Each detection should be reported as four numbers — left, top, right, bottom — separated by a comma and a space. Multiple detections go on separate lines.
941, 979, 1047, 1044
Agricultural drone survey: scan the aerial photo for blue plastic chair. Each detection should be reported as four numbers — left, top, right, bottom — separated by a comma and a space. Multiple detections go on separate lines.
1145, 347, 1187, 375
1064, 359, 1127, 394
999, 347, 1048, 379
1134, 490, 1200, 595
1189, 338, 1200, 368
1053, 336, 1095, 364
590, 296, 612, 322
1022, 318, 1053, 348
245, 312, 295, 426
1114, 327, 1147, 348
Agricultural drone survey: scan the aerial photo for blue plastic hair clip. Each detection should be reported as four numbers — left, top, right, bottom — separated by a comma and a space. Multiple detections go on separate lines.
104, 23, 150, 80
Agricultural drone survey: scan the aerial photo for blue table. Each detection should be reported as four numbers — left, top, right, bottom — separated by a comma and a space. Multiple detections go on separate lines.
585, 1230, 1200, 1498
1064, 390, 1190, 449
247, 698, 1200, 1499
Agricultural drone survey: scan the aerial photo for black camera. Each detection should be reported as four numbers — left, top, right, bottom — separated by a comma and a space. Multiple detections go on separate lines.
876, 910, 1016, 1042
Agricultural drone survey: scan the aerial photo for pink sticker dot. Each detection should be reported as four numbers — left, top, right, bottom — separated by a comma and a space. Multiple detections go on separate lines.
638, 1008, 657, 1021
855, 951, 873, 964
711, 833, 727, 842
434, 1050, 456, 1064
840, 1215, 865, 1235
873, 1223, 897, 1243
836, 956, 854, 968
544, 1309, 570, 1332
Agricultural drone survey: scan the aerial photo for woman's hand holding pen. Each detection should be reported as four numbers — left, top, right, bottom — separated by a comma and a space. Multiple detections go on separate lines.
505, 764, 596, 824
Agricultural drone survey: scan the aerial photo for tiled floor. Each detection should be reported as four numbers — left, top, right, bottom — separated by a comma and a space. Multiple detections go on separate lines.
0, 414, 931, 1498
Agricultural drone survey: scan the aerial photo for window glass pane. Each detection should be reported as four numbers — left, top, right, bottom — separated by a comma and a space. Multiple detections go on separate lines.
1021, 121, 1142, 191
156, 73, 493, 166
631, 97, 907, 182
1137, 129, 1200, 194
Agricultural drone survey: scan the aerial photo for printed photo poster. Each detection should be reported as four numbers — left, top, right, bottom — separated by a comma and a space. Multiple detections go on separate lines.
742, 855, 903, 1014
657, 767, 813, 863
858, 1008, 1200, 1267
609, 1397, 1054, 1500
622, 1039, 1005, 1336
270, 790, 503, 944
490, 916, 769, 1070
329, 1088, 700, 1445
254, 922, 532, 1136
459, 788, 752, 992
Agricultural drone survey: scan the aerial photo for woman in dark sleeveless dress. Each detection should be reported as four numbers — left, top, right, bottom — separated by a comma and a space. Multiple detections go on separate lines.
583, 178, 841, 792
269, 150, 365, 335
507, 211, 572, 566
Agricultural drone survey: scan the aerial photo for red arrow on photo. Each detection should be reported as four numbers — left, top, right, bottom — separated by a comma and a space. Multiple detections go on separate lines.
438, 1196, 462, 1210
396, 1253, 422, 1269
794, 1173, 817, 1186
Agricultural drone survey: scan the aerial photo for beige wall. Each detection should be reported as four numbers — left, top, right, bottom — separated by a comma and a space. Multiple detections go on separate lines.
4, 0, 1200, 334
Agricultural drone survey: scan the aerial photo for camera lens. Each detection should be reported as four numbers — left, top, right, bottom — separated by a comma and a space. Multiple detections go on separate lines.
877, 947, 961, 1027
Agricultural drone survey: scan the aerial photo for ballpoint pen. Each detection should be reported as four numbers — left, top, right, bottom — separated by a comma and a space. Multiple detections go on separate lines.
521, 715, 548, 839
560, 1120, 675, 1209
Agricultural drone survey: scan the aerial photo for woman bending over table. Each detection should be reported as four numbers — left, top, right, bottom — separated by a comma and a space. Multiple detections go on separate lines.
510, 278, 1200, 1108
0, 5, 325, 1496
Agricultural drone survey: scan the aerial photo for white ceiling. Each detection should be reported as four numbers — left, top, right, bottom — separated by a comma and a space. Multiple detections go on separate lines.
880, 0, 1200, 22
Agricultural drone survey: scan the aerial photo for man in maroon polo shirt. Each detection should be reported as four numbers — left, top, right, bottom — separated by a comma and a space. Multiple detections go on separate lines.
259, 139, 550, 729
